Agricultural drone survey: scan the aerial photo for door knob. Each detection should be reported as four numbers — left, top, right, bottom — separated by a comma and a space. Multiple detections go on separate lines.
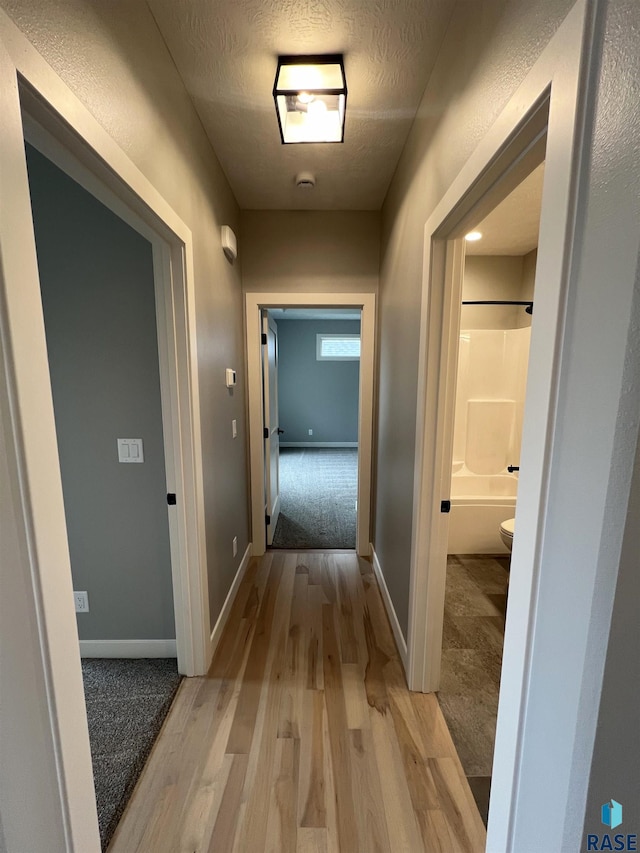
277, 428, 285, 434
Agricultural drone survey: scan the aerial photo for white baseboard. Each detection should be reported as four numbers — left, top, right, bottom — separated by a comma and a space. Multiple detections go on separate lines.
210, 543, 253, 656
280, 441, 358, 448
371, 544, 408, 670
79, 639, 177, 658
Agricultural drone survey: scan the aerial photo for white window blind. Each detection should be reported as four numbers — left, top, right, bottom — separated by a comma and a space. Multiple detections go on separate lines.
316, 334, 361, 361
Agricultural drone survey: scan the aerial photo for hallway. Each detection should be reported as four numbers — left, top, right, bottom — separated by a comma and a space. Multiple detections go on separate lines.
109, 552, 485, 851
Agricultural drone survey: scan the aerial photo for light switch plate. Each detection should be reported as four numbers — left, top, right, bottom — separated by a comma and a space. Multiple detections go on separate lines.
118, 438, 144, 463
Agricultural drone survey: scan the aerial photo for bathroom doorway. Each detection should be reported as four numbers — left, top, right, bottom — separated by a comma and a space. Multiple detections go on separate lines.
437, 164, 543, 823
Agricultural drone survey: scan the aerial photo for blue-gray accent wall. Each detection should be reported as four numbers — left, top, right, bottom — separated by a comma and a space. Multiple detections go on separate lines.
277, 319, 361, 444
26, 144, 175, 642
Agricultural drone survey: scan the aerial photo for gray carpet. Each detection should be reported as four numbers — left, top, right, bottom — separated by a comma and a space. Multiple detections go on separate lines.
81, 658, 182, 850
272, 448, 358, 549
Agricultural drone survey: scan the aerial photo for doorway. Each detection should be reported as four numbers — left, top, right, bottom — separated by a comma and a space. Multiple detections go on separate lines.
246, 292, 375, 557
24, 138, 185, 851
263, 307, 361, 549
20, 94, 210, 678
437, 164, 543, 823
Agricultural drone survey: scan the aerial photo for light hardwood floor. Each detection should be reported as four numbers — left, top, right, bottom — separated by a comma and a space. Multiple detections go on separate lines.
109, 552, 486, 852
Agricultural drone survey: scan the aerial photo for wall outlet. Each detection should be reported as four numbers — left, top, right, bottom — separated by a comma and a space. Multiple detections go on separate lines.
74, 591, 89, 613
232, 536, 238, 557
308, 428, 313, 435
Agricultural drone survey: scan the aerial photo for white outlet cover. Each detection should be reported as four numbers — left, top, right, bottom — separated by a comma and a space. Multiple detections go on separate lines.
118, 438, 144, 463
74, 591, 89, 613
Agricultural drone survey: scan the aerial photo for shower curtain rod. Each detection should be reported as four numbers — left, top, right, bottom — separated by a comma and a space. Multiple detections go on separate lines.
462, 300, 533, 314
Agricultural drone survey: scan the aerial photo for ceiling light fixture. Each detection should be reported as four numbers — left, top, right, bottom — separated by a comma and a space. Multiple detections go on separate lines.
273, 54, 347, 144
465, 231, 483, 242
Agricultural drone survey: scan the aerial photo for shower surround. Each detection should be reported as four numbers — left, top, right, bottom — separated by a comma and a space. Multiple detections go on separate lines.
448, 327, 531, 554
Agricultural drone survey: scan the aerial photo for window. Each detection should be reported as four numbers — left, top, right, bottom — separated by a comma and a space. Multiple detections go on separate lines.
316, 334, 361, 361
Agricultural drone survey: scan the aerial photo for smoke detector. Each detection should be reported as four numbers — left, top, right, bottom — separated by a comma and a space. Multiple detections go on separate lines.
295, 171, 316, 189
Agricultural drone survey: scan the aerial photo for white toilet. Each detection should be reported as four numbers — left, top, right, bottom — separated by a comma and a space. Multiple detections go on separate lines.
499, 517, 515, 551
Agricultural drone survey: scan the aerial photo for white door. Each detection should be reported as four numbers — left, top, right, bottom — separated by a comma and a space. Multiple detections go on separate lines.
262, 312, 281, 545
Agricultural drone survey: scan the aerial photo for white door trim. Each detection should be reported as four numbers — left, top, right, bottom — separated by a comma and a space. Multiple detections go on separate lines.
0, 11, 210, 849
21, 109, 210, 679
406, 0, 602, 850
246, 292, 375, 557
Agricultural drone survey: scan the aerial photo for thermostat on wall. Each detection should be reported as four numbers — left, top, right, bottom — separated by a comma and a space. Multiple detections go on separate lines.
225, 368, 237, 388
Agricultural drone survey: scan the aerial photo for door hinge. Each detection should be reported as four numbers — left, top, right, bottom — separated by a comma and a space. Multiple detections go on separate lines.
263, 427, 269, 439
265, 514, 271, 525
440, 500, 451, 513
167, 493, 177, 505
261, 332, 267, 345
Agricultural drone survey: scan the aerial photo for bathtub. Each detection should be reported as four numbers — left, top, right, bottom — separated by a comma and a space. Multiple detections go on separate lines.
447, 469, 519, 554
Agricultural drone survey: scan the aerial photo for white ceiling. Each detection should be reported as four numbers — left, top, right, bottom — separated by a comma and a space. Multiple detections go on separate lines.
466, 163, 545, 256
269, 308, 361, 321
147, 0, 456, 210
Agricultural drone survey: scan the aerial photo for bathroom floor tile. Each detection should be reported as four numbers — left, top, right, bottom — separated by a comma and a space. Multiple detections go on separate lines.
438, 556, 508, 814
467, 776, 492, 826
459, 554, 510, 594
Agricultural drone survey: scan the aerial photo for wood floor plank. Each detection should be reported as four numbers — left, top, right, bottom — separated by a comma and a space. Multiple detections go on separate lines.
206, 753, 248, 853
321, 603, 359, 852
265, 736, 300, 853
306, 583, 324, 691
335, 557, 359, 664
226, 553, 284, 754
108, 551, 486, 853
348, 727, 392, 853
234, 558, 295, 852
299, 689, 327, 828
297, 827, 328, 853
341, 663, 370, 730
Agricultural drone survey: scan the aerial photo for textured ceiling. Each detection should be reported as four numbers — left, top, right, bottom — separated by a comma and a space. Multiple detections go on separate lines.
147, 0, 456, 210
466, 163, 545, 256
269, 308, 361, 320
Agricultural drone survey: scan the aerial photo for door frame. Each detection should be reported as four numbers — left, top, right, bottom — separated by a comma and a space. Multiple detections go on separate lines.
20, 105, 210, 678
405, 0, 601, 849
246, 292, 376, 556
262, 311, 281, 545
0, 16, 210, 849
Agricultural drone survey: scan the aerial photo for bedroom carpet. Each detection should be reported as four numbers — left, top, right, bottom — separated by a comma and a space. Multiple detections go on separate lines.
272, 447, 358, 549
81, 657, 182, 850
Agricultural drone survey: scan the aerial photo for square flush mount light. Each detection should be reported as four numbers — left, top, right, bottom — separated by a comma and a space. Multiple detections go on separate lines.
273, 54, 347, 144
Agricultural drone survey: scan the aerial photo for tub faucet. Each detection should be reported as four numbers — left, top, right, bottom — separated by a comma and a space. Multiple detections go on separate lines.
507, 465, 520, 473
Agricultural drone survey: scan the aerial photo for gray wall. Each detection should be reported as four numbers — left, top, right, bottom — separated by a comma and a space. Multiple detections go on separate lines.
277, 320, 361, 444
26, 144, 175, 641
2, 0, 250, 637
374, 0, 575, 641
241, 211, 380, 294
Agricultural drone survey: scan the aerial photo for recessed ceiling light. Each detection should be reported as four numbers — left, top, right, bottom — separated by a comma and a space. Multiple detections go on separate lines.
465, 231, 483, 242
